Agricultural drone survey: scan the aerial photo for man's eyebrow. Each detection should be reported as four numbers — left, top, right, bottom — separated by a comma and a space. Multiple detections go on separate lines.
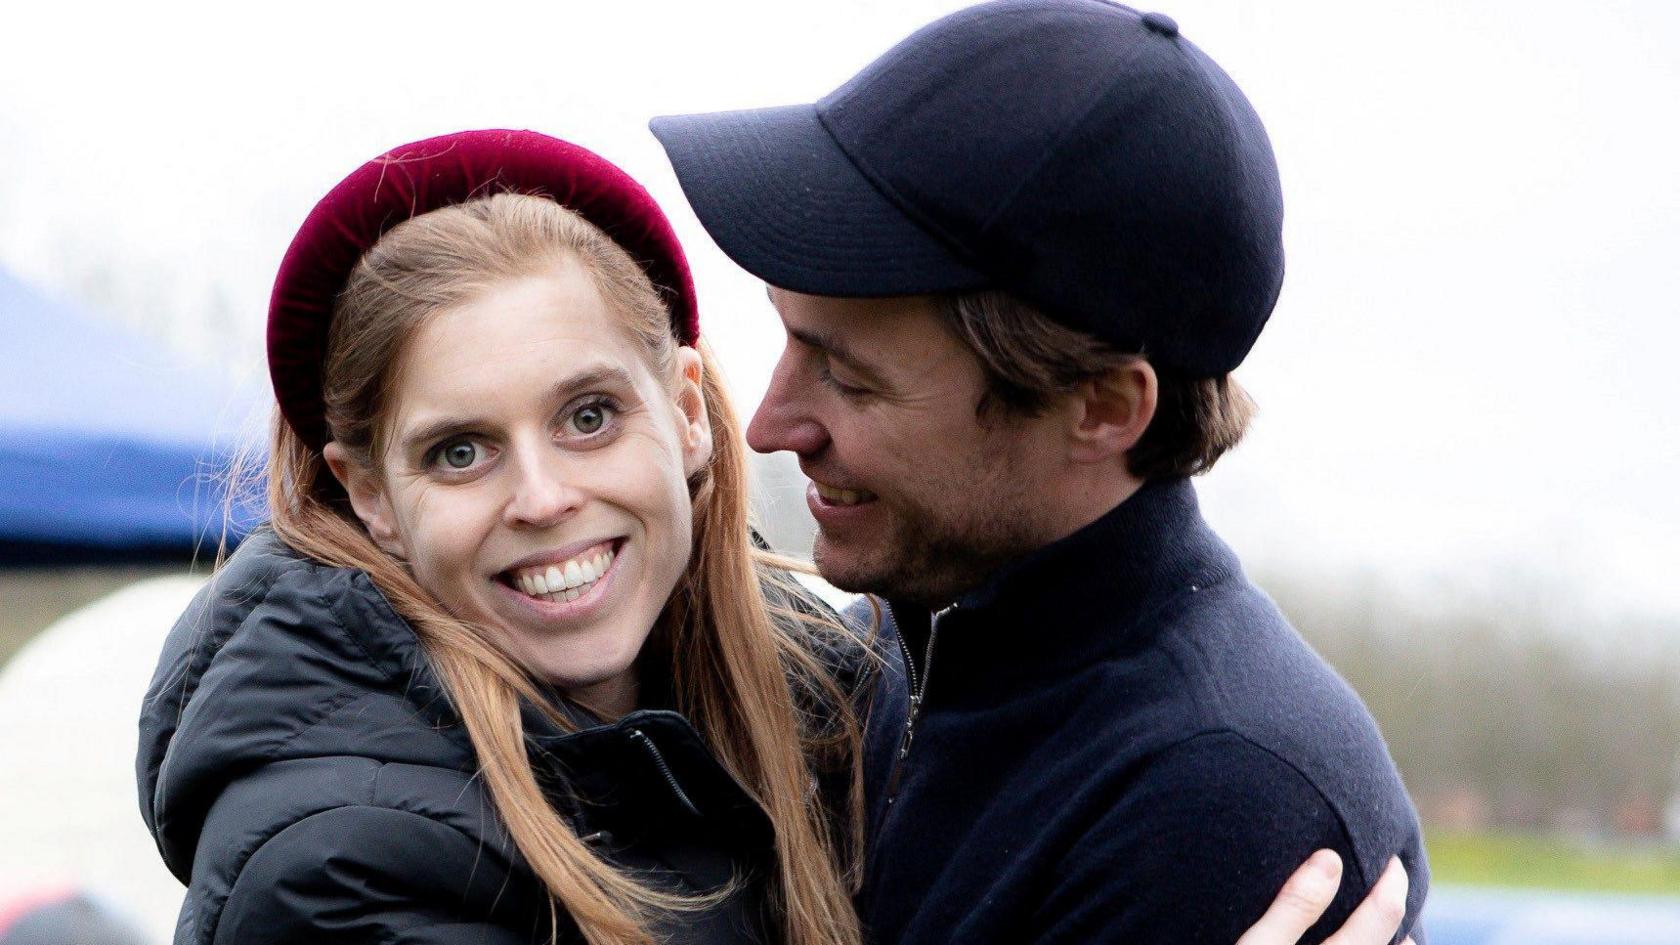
396, 365, 635, 452
788, 327, 888, 384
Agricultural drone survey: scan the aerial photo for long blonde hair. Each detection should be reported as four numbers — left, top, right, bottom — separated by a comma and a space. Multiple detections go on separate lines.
265, 193, 865, 945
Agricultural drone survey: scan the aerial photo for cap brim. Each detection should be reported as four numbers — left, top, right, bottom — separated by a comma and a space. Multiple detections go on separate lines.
651, 104, 987, 297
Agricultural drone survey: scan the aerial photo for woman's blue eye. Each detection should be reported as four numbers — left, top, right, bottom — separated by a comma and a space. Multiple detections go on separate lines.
570, 402, 612, 435
441, 442, 477, 469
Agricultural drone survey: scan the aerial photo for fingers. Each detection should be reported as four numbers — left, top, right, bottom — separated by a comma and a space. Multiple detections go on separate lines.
1235, 849, 1344, 945
1322, 856, 1409, 945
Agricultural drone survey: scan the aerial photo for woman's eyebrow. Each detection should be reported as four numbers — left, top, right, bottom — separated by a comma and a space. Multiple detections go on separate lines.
549, 364, 637, 400
396, 364, 636, 452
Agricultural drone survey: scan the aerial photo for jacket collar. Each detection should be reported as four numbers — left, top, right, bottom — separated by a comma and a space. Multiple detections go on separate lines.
886, 477, 1239, 704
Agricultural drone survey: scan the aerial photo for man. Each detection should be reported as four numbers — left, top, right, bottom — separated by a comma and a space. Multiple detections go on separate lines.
652, 2, 1428, 943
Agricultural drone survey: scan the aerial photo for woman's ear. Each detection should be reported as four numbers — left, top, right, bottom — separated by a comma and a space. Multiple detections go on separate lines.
673, 346, 714, 477
1067, 358, 1159, 465
322, 441, 407, 559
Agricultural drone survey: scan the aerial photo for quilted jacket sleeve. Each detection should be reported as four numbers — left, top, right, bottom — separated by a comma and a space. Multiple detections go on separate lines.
215, 805, 553, 945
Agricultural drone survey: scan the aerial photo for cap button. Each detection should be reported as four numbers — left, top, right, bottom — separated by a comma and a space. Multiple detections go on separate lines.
1141, 12, 1179, 37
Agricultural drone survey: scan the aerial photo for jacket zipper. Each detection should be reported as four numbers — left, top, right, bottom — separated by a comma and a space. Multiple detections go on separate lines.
885, 603, 954, 802
628, 727, 702, 817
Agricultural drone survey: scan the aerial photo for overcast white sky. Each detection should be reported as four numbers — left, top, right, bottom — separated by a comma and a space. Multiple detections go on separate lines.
2, 0, 1676, 622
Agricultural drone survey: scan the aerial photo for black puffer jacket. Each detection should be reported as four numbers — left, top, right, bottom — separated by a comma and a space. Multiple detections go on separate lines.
137, 530, 878, 945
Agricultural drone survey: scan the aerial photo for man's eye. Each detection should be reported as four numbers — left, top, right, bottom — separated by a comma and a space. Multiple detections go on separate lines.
819, 364, 867, 397
438, 441, 478, 469
568, 401, 615, 435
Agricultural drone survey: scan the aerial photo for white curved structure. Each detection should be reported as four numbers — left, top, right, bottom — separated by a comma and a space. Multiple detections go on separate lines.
0, 576, 202, 945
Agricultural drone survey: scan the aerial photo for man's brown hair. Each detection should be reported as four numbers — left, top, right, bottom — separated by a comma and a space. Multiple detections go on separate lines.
935, 291, 1256, 480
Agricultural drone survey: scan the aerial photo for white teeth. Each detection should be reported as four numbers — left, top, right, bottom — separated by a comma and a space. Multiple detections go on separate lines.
815, 482, 871, 506
509, 544, 617, 602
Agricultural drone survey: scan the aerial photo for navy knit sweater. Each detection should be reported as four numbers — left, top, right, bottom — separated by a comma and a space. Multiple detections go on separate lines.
854, 478, 1428, 944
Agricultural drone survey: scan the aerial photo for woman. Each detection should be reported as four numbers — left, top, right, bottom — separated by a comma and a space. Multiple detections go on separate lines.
136, 130, 1407, 945
139, 129, 866, 945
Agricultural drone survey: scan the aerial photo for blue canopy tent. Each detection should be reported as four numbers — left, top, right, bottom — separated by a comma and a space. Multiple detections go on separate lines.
0, 268, 265, 563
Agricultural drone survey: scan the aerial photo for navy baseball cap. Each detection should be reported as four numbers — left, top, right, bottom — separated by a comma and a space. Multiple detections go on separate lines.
651, 0, 1284, 377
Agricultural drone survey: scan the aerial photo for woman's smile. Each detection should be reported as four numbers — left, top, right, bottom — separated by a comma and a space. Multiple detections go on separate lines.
493, 536, 625, 618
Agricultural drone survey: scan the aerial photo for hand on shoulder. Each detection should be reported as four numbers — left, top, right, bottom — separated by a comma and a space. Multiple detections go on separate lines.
1240, 851, 1414, 945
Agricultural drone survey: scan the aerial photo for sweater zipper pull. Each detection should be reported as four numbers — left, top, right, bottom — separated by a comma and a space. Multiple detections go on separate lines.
886, 604, 954, 802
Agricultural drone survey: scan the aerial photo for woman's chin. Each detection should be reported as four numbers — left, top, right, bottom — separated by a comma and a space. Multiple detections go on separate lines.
535, 655, 636, 693
466, 551, 663, 715
494, 619, 648, 711
539, 655, 642, 717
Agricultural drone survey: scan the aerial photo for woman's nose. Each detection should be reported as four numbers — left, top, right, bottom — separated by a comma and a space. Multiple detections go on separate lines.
502, 445, 583, 529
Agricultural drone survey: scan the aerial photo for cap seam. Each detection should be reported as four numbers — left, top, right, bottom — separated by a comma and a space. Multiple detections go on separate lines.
814, 2, 1074, 267
976, 14, 1177, 237
813, 107, 986, 272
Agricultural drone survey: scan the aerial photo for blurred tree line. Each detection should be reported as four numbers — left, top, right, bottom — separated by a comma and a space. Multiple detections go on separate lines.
1262, 571, 1680, 837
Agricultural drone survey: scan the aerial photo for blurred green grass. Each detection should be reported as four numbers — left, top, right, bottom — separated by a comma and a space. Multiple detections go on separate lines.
1429, 831, 1680, 893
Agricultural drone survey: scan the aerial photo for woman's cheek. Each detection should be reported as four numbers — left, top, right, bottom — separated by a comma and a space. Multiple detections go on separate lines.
600, 431, 690, 505
404, 485, 493, 576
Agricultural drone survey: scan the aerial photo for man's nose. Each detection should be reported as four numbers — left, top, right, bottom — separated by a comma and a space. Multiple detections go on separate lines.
747, 355, 829, 457
503, 442, 583, 529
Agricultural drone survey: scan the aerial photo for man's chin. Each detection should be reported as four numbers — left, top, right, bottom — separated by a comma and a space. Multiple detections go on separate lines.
816, 520, 1019, 607
811, 533, 894, 597
814, 532, 951, 605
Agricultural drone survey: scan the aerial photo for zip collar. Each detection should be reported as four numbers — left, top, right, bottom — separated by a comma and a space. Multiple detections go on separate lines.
520, 708, 777, 854
884, 478, 1237, 706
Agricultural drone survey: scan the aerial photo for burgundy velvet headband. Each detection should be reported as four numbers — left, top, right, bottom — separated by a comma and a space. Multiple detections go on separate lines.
267, 129, 701, 451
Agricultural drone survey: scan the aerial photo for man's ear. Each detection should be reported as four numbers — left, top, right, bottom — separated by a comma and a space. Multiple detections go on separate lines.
1067, 358, 1158, 464
322, 441, 407, 559
674, 346, 714, 477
